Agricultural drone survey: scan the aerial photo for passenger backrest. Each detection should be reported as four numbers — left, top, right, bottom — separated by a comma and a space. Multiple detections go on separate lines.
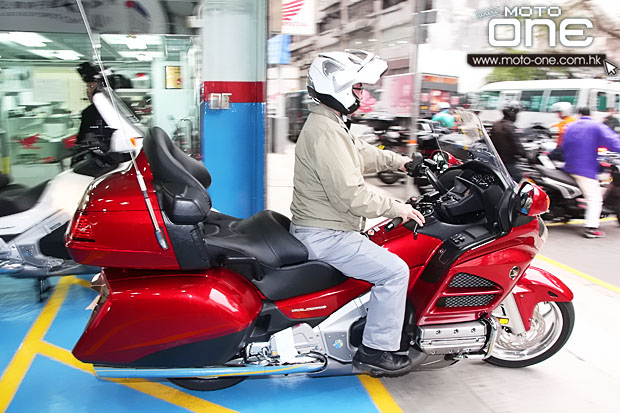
143, 127, 212, 224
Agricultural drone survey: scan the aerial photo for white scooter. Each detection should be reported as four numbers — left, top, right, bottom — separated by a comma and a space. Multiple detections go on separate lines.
0, 88, 143, 299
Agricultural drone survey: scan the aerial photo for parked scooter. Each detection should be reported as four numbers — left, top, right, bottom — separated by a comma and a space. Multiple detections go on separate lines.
527, 151, 620, 224
0, 87, 139, 300
65, 106, 574, 391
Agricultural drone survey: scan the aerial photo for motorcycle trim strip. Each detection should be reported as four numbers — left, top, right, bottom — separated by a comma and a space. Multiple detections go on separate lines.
94, 361, 326, 379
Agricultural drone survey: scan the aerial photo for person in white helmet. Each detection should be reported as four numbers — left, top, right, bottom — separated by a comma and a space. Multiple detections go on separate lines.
289, 50, 425, 377
432, 101, 455, 128
549, 101, 576, 161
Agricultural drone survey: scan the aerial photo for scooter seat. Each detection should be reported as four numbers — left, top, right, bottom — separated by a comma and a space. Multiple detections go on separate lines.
205, 210, 348, 301
0, 180, 49, 218
535, 165, 578, 186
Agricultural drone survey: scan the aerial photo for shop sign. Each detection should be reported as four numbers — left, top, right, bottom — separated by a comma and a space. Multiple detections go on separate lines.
281, 0, 316, 36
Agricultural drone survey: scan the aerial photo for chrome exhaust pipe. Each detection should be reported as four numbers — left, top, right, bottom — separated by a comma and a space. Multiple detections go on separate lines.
95, 361, 326, 379
0, 260, 24, 275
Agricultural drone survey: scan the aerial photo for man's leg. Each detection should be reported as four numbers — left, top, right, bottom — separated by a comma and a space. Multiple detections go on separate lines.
291, 225, 409, 351
572, 174, 603, 232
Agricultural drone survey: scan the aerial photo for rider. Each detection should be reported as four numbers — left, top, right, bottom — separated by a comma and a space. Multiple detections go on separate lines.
289, 50, 425, 377
562, 107, 620, 238
72, 62, 115, 165
489, 100, 526, 181
548, 102, 576, 161
432, 102, 456, 129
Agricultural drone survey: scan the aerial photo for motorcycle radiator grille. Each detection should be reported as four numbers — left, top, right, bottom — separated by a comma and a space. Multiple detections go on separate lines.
449, 273, 497, 288
437, 294, 495, 308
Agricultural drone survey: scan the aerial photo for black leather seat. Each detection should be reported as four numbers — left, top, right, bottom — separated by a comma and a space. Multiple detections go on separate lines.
0, 181, 48, 218
143, 127, 348, 301
535, 166, 578, 187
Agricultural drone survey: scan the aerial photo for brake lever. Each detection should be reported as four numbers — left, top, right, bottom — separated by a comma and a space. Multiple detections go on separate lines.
412, 222, 419, 240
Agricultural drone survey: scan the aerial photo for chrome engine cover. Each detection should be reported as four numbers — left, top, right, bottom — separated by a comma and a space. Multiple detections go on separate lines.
416, 320, 488, 356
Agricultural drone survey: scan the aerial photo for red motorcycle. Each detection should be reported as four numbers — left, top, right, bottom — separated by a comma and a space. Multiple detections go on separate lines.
65, 93, 574, 391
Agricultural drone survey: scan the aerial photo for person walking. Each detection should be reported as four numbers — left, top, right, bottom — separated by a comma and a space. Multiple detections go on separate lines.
290, 50, 425, 377
562, 107, 620, 238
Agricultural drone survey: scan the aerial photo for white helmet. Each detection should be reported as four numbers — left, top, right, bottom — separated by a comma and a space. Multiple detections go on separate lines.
307, 49, 388, 115
438, 101, 451, 110
550, 101, 573, 117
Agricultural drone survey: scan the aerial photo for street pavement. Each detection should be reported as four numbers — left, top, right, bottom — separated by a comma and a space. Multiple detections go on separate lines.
267, 141, 620, 412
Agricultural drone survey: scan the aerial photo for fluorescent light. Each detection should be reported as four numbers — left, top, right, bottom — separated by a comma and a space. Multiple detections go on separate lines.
119, 51, 163, 61
29, 49, 83, 60
368, 38, 378, 42
397, 40, 408, 44
102, 34, 161, 49
126, 36, 147, 50
0, 32, 51, 47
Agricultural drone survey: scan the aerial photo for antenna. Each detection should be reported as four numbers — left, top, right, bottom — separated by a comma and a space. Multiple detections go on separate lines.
74, 0, 168, 250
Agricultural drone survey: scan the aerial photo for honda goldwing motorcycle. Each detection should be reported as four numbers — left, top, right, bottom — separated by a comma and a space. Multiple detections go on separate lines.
66, 100, 574, 391
0, 88, 135, 299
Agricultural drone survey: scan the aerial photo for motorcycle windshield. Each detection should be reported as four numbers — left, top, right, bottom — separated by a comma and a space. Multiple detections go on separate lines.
437, 110, 515, 186
92, 89, 145, 152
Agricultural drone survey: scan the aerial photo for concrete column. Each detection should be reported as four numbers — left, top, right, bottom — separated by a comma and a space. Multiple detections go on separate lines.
200, 0, 267, 218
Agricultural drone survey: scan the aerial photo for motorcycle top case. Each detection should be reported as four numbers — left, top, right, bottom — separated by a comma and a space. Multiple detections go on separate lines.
66, 152, 181, 270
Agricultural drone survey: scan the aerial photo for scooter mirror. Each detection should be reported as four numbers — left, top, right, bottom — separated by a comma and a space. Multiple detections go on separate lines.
518, 182, 550, 216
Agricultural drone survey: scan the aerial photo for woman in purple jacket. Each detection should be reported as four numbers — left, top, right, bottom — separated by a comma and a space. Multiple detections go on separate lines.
562, 107, 620, 238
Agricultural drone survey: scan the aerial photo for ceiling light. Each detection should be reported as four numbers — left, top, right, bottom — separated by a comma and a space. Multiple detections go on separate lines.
29, 49, 83, 60
0, 32, 51, 47
368, 38, 378, 42
126, 36, 147, 50
119, 51, 163, 61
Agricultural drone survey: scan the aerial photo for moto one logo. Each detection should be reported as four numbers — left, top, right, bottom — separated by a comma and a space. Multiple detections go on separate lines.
489, 7, 593, 48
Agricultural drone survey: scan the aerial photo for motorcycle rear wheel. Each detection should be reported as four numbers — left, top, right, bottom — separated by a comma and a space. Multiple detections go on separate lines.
168, 376, 246, 391
377, 171, 401, 184
485, 301, 574, 368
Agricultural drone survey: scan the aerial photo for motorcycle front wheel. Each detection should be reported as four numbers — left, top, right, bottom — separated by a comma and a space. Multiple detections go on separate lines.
485, 301, 574, 368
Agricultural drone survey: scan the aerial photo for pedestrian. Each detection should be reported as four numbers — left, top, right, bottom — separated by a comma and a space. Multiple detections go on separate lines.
562, 107, 620, 238
603, 106, 620, 133
548, 102, 576, 161
489, 100, 526, 181
289, 50, 425, 377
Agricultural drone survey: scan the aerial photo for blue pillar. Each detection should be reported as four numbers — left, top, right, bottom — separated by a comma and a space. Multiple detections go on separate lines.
199, 0, 266, 219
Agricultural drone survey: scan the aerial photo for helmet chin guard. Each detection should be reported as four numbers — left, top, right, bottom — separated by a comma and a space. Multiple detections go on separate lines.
307, 50, 387, 115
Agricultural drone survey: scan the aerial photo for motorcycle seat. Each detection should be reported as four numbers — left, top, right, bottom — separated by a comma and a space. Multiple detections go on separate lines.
205, 210, 348, 301
535, 165, 578, 187
0, 180, 49, 218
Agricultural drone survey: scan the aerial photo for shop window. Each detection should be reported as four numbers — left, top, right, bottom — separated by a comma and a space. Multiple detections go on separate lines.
597, 91, 608, 111
383, 0, 407, 9
348, 0, 374, 20
520, 90, 544, 112
545, 89, 578, 111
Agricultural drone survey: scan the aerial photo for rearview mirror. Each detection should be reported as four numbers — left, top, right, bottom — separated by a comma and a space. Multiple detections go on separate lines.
518, 182, 549, 216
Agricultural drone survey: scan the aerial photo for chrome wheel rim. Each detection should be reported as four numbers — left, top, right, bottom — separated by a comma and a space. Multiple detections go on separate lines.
491, 301, 564, 361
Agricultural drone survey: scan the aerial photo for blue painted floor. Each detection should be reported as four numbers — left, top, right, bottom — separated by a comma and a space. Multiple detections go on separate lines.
0, 275, 383, 413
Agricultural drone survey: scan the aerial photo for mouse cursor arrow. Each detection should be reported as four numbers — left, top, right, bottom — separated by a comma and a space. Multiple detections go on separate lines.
604, 59, 619, 76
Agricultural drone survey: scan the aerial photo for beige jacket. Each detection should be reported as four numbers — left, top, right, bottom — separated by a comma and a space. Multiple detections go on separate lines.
291, 103, 407, 232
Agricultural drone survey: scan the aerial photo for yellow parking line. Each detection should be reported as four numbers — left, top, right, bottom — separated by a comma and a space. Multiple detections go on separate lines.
0, 277, 235, 413
546, 217, 616, 227
537, 255, 620, 294
358, 375, 403, 412
0, 276, 73, 411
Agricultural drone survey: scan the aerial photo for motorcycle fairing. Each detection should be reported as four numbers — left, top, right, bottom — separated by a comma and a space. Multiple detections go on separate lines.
511, 266, 574, 330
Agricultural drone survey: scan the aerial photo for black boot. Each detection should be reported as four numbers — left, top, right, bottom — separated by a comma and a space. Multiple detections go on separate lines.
353, 344, 412, 378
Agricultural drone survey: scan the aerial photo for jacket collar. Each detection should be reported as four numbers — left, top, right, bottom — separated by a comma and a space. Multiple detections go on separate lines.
309, 103, 348, 128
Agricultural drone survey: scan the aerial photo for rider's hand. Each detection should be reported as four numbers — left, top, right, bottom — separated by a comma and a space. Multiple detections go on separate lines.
399, 157, 412, 172
400, 203, 425, 226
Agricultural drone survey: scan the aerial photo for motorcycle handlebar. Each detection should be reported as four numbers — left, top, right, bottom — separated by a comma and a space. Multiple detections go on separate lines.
384, 217, 403, 232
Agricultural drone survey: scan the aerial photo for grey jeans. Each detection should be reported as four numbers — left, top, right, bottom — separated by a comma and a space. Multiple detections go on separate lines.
290, 223, 410, 351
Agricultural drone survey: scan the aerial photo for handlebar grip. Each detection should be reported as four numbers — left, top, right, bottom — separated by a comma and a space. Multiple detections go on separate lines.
385, 217, 403, 232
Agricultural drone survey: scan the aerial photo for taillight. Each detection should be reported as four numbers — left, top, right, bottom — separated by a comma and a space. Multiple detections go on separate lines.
71, 211, 95, 242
